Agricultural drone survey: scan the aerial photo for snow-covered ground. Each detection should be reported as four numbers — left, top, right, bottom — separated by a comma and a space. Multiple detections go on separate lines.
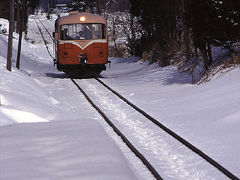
0, 15, 240, 180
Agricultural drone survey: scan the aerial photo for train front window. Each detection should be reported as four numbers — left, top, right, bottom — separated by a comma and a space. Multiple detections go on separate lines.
60, 24, 106, 40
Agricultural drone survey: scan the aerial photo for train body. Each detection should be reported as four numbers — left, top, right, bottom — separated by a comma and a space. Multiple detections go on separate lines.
53, 11, 109, 76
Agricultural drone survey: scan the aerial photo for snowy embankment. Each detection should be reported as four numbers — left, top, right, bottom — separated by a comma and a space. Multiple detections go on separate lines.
101, 57, 240, 178
1, 15, 240, 180
0, 20, 142, 179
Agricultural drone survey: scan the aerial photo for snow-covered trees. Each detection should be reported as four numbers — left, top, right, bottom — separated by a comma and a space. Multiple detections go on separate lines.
107, 11, 141, 57
67, 0, 97, 13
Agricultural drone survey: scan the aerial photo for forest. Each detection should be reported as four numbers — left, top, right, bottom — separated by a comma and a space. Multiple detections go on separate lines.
1, 0, 240, 83
68, 0, 240, 83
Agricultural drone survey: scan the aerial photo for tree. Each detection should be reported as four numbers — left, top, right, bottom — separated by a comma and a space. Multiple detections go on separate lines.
16, 0, 27, 69
0, 0, 10, 19
185, 0, 240, 70
129, 0, 181, 66
7, 0, 14, 71
129, 0, 240, 69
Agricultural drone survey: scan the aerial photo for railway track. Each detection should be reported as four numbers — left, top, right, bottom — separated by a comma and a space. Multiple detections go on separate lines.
33, 16, 239, 180
71, 78, 239, 180
36, 18, 54, 42
33, 17, 55, 59
71, 78, 163, 180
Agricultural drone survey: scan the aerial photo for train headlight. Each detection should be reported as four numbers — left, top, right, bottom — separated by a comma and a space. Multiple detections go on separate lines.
80, 16, 86, 22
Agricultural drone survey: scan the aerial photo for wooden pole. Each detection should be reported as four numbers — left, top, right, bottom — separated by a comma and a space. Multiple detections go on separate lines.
16, 0, 26, 69
7, 0, 15, 71
16, 2, 20, 33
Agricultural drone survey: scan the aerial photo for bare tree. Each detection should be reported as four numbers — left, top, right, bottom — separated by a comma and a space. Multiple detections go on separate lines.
7, 0, 15, 71
16, 0, 27, 69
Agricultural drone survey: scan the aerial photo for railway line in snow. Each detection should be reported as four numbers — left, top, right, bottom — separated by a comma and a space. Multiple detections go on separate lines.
71, 78, 239, 180
32, 17, 55, 59
33, 16, 239, 180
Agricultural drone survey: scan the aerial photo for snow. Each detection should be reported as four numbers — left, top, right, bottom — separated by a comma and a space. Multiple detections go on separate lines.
100, 58, 240, 178
0, 15, 240, 179
0, 18, 8, 34
0, 120, 140, 180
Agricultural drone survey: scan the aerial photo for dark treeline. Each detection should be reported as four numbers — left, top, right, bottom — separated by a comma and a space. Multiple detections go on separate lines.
0, 0, 40, 32
129, 0, 181, 66
129, 0, 240, 70
2, 0, 240, 72
0, 0, 39, 19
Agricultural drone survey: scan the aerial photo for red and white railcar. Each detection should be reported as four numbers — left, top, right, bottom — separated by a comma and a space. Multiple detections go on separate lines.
53, 11, 109, 77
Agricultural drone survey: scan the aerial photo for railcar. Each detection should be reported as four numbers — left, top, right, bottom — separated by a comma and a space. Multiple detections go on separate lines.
53, 11, 109, 77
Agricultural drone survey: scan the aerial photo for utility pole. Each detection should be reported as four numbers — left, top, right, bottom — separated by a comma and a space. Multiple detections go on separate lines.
16, 0, 27, 69
7, 0, 15, 71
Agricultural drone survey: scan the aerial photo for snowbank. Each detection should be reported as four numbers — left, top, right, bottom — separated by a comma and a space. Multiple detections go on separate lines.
0, 18, 8, 34
0, 20, 142, 180
1, 15, 240, 179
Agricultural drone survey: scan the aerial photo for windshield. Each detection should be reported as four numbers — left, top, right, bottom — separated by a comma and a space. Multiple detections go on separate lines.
60, 23, 105, 40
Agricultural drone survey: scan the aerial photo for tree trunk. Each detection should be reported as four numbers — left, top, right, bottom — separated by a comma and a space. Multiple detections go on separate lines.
194, 45, 198, 59
181, 0, 191, 61
200, 43, 208, 71
7, 0, 14, 71
111, 14, 121, 56
16, 0, 26, 69
96, 0, 101, 15
16, 2, 20, 33
207, 42, 213, 65
183, 27, 191, 61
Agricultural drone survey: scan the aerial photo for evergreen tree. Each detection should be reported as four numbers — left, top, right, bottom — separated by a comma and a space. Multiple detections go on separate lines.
28, 0, 40, 10
213, 0, 240, 44
185, 0, 240, 70
129, 0, 181, 66
129, 0, 240, 69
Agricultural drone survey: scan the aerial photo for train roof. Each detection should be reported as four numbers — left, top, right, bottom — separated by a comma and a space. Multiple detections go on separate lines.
57, 12, 106, 26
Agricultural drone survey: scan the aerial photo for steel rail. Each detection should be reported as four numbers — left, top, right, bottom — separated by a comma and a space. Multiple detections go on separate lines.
71, 79, 163, 180
33, 17, 55, 59
36, 18, 54, 41
95, 78, 239, 180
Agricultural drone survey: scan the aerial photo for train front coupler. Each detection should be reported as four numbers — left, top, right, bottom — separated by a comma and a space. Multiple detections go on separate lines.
78, 53, 88, 64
